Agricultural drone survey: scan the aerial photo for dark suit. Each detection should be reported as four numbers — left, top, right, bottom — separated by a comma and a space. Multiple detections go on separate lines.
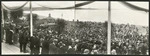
19, 30, 29, 53
141, 44, 148, 55
41, 40, 50, 54
34, 37, 40, 54
29, 36, 36, 54
5, 27, 9, 43
6, 28, 13, 44
60, 46, 68, 54
49, 43, 59, 54
8, 30, 13, 44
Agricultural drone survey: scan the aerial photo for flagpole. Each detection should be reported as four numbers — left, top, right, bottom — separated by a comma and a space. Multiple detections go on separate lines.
1, 3, 5, 41
30, 1, 33, 36
107, 1, 111, 54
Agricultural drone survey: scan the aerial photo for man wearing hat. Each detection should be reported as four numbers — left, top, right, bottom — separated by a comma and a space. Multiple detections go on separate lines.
5, 26, 13, 44
29, 36, 36, 55
13, 26, 19, 44
19, 29, 29, 53
49, 39, 59, 54
41, 36, 50, 54
34, 35, 41, 55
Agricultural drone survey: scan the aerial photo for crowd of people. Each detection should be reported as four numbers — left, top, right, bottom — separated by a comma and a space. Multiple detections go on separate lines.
111, 24, 149, 55
2, 21, 149, 55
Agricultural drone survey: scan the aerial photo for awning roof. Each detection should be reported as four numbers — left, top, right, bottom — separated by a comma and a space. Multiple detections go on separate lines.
2, 1, 148, 11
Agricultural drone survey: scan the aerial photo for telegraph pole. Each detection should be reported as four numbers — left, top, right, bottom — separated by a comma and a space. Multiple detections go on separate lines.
107, 1, 111, 54
30, 1, 33, 36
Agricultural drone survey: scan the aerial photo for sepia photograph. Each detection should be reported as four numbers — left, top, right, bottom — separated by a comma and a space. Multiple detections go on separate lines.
1, 1, 149, 55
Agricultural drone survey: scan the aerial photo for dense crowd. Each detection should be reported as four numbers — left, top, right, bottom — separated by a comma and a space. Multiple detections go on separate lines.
3, 21, 149, 55
111, 24, 149, 55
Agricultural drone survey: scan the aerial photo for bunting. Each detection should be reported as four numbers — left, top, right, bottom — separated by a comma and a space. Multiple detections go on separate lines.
2, 1, 28, 11
35, 1, 96, 10
120, 1, 149, 12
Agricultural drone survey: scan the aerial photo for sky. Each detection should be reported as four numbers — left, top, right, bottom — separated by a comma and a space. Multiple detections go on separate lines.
2, 1, 149, 26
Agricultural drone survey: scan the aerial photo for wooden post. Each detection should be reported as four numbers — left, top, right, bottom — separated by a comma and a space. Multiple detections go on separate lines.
30, 1, 33, 36
1, 3, 5, 41
107, 1, 111, 54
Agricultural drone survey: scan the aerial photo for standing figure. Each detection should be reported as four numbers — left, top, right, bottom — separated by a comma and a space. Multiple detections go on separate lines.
141, 42, 148, 55
34, 36, 41, 55
7, 27, 13, 45
13, 27, 19, 44
19, 29, 29, 53
29, 36, 36, 55
41, 37, 50, 54
5, 27, 10, 44
19, 29, 24, 52
49, 39, 59, 54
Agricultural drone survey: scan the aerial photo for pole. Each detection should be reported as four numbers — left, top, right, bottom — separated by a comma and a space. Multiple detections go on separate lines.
74, 1, 76, 21
30, 1, 33, 36
1, 3, 5, 41
107, 1, 111, 54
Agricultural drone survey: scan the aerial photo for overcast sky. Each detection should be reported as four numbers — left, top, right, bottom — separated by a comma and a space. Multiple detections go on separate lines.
2, 1, 149, 26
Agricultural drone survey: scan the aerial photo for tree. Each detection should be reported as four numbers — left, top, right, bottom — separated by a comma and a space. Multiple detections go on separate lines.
26, 13, 39, 28
55, 18, 66, 35
10, 9, 23, 24
3, 9, 8, 20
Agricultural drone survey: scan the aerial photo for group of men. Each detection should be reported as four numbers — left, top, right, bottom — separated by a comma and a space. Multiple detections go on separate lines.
4, 23, 16, 45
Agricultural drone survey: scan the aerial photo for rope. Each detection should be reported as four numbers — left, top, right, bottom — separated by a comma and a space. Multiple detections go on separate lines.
35, 1, 95, 10
2, 1, 29, 11
120, 1, 149, 12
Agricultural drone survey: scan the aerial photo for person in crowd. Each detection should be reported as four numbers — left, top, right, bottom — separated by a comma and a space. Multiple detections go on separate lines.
83, 49, 90, 54
6, 25, 14, 45
41, 36, 50, 54
19, 27, 24, 52
49, 39, 59, 54
19, 28, 29, 53
60, 43, 69, 54
34, 35, 41, 55
111, 49, 117, 55
13, 27, 19, 44
67, 43, 76, 54
29, 36, 36, 55
5, 25, 10, 43
91, 44, 99, 54
140, 41, 148, 55
127, 44, 132, 55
